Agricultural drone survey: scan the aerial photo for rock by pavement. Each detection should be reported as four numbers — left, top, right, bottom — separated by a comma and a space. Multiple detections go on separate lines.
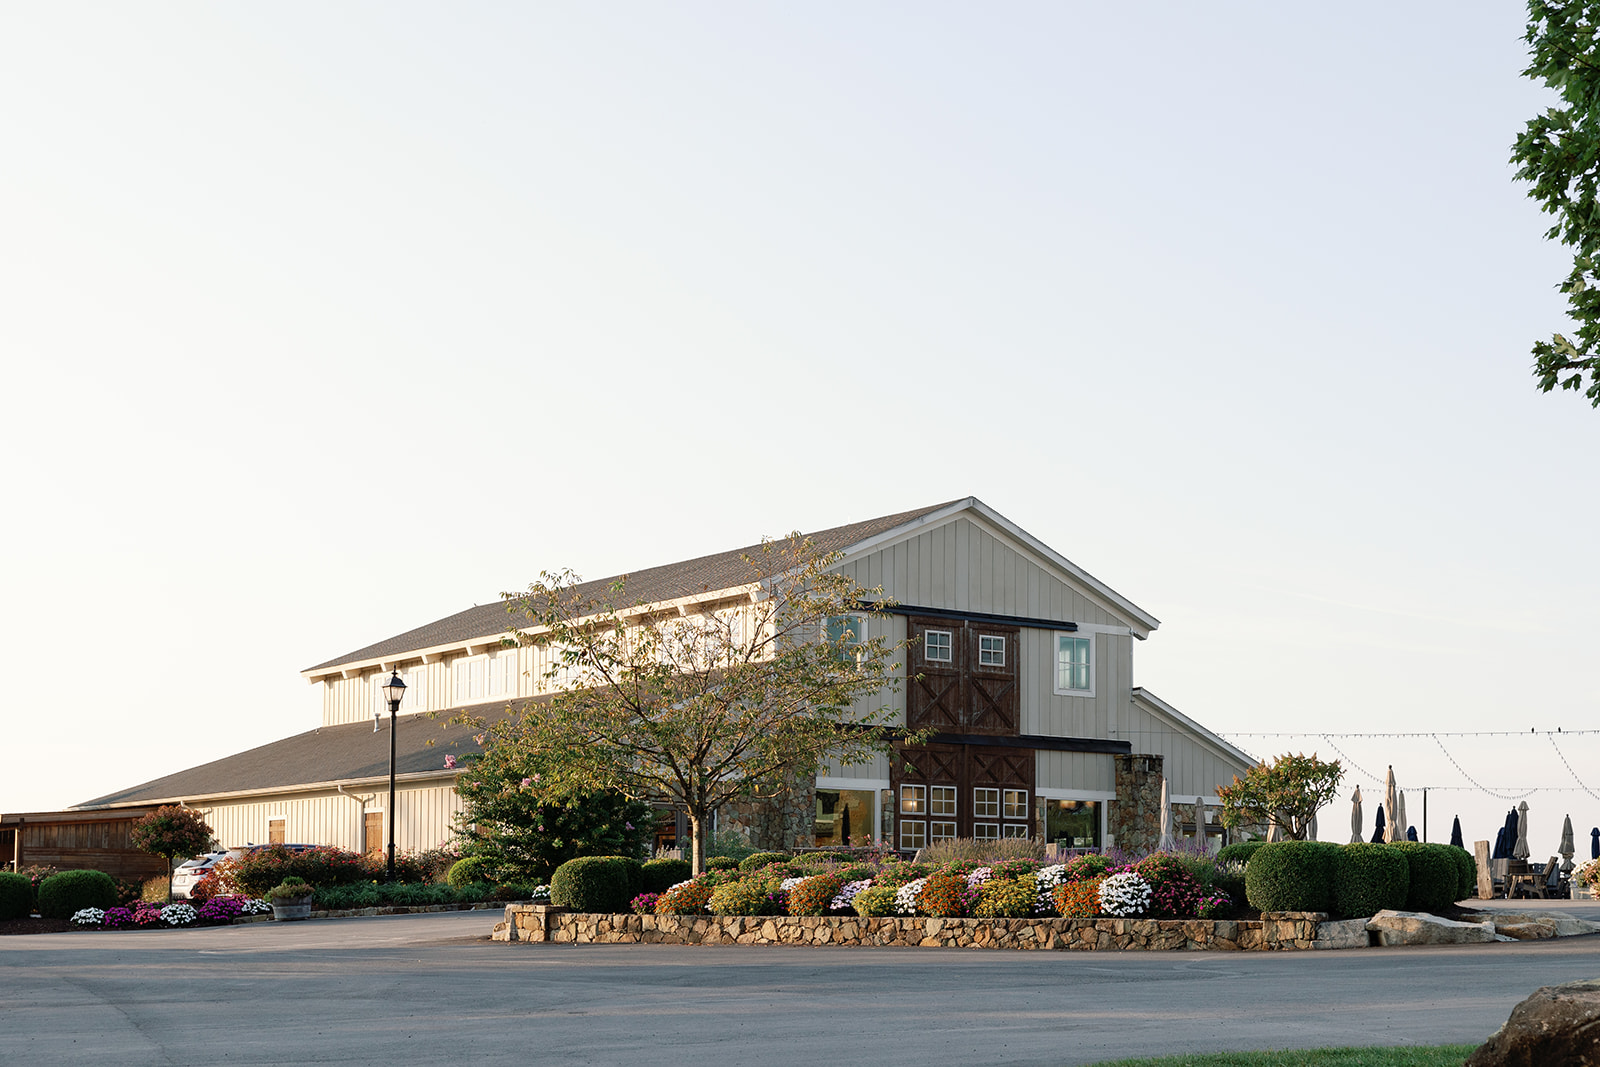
1467, 978, 1600, 1066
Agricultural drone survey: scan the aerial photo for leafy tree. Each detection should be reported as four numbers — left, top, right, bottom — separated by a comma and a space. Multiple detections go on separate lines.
130, 805, 215, 900
1216, 753, 1343, 841
1512, 0, 1600, 406
462, 533, 912, 875
453, 743, 654, 884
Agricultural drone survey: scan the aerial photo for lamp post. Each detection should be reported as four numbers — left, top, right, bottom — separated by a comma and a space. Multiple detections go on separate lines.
380, 671, 407, 882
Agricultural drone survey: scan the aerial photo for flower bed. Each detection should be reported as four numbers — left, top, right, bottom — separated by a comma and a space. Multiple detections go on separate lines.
70, 896, 272, 929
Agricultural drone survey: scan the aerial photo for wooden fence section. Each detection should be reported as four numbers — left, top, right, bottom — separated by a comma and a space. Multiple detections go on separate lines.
2, 808, 170, 881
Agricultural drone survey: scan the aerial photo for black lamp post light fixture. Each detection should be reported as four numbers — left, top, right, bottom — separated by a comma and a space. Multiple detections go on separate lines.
380, 671, 407, 883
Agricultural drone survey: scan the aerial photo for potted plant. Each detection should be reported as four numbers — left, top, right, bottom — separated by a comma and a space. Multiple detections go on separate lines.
267, 878, 315, 921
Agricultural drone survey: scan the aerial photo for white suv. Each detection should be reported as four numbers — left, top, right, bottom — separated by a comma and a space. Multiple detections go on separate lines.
170, 852, 231, 899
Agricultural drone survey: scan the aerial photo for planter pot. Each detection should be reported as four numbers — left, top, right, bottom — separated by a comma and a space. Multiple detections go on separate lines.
271, 898, 314, 921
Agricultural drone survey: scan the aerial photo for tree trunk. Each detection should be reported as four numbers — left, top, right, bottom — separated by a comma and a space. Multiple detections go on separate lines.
689, 812, 708, 876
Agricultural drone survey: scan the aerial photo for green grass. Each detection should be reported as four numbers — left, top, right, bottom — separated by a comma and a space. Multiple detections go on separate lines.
1085, 1045, 1476, 1067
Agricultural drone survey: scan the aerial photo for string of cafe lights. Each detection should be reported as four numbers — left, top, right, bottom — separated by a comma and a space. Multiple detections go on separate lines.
1217, 728, 1600, 802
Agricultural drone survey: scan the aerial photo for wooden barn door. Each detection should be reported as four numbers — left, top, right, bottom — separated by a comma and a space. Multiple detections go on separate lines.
892, 743, 1035, 849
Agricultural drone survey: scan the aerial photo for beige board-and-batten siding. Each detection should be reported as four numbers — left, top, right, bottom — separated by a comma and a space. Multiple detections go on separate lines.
1124, 690, 1254, 801
193, 779, 464, 853
831, 516, 1137, 739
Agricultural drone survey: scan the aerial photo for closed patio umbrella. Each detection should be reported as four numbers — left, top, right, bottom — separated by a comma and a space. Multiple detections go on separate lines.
1498, 809, 1520, 859
1562, 815, 1576, 878
1406, 826, 1418, 841
1371, 804, 1386, 844
1514, 800, 1531, 860
1194, 794, 1209, 852
1395, 790, 1408, 843
1450, 816, 1463, 848
1158, 777, 1174, 850
1349, 786, 1363, 844
1591, 827, 1598, 861
1384, 767, 1399, 844
1493, 825, 1507, 859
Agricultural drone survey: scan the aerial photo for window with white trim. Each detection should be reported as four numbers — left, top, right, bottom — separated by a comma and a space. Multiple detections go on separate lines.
825, 615, 864, 666
372, 667, 423, 715
924, 629, 953, 662
1003, 789, 1028, 820
900, 784, 926, 815
973, 787, 999, 819
454, 648, 516, 704
1002, 824, 1030, 839
899, 820, 927, 850
978, 634, 1005, 667
929, 785, 956, 817
1055, 633, 1093, 694
929, 821, 957, 842
973, 823, 999, 841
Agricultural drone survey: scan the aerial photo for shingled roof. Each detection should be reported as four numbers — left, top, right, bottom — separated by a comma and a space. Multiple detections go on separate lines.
304, 498, 964, 673
73, 703, 509, 809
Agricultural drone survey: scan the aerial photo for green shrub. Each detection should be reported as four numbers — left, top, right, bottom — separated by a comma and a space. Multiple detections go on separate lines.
0, 872, 32, 921
446, 857, 494, 888
641, 858, 692, 893
1063, 853, 1116, 882
1217, 841, 1266, 867
1390, 842, 1463, 913
1448, 846, 1477, 902
37, 870, 119, 920
739, 851, 789, 872
705, 856, 739, 872
1332, 843, 1409, 918
1212, 865, 1247, 909
550, 856, 635, 912
973, 874, 1037, 918
851, 885, 898, 917
833, 862, 878, 883
708, 875, 781, 916
787, 874, 844, 916
1244, 841, 1339, 913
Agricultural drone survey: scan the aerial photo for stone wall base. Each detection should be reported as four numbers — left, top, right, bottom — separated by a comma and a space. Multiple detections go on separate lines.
492, 907, 1357, 952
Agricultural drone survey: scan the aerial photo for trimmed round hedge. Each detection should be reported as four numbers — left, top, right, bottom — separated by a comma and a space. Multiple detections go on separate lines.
1447, 845, 1476, 902
0, 872, 32, 921
1333, 843, 1409, 918
641, 858, 692, 893
739, 851, 790, 872
1390, 842, 1463, 913
445, 857, 493, 889
1244, 841, 1340, 913
706, 856, 739, 872
550, 856, 644, 912
1217, 841, 1266, 867
37, 869, 118, 920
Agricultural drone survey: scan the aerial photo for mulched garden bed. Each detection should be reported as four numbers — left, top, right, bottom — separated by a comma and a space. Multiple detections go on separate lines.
0, 917, 75, 935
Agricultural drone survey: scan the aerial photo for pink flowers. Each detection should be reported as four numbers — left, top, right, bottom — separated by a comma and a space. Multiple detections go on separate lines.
521, 778, 532, 788
625, 822, 634, 830
443, 754, 457, 769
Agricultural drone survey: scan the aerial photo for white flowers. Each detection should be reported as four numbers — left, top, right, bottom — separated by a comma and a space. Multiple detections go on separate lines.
894, 878, 927, 915
70, 908, 105, 926
830, 879, 871, 912
779, 877, 807, 892
966, 866, 993, 888
1034, 864, 1068, 915
160, 903, 198, 927
1098, 872, 1152, 917
239, 898, 272, 915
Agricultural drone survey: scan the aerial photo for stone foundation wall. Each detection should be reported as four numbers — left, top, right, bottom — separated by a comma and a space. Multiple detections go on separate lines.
717, 778, 816, 851
1110, 754, 1164, 854
493, 907, 1350, 952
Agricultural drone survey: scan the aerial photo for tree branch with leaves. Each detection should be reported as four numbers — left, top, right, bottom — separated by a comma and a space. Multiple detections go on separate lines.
1216, 752, 1343, 842
460, 533, 914, 875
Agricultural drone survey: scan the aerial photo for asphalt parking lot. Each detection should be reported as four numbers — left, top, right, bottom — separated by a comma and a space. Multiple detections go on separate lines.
6, 906, 1600, 1066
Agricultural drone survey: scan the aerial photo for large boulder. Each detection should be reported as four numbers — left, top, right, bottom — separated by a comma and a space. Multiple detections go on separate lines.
1365, 909, 1496, 946
1466, 978, 1600, 1066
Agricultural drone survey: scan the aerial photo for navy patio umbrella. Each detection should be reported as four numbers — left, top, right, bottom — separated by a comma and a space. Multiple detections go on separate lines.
1406, 826, 1418, 841
1370, 804, 1387, 844
1591, 827, 1598, 860
1450, 816, 1463, 849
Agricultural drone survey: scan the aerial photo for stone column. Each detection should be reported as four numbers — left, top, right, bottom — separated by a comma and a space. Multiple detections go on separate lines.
1110, 754, 1164, 855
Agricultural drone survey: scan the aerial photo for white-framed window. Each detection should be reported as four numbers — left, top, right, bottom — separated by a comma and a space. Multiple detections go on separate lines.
825, 615, 864, 666
899, 820, 927, 850
978, 634, 1005, 667
1002, 824, 1030, 839
1003, 789, 1028, 820
973, 787, 999, 819
372, 667, 423, 715
900, 785, 926, 815
1055, 633, 1093, 694
454, 649, 516, 704
973, 823, 1000, 841
924, 629, 953, 662
929, 821, 958, 842
930, 785, 956, 817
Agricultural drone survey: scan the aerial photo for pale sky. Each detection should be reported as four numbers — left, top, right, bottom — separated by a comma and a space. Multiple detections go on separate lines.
3, 4, 1596, 857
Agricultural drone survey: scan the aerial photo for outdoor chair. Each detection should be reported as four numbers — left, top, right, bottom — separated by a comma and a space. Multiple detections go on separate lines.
1491, 858, 1510, 897
1514, 857, 1560, 899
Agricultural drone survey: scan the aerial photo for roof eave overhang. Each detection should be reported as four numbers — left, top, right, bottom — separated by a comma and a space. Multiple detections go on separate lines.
71, 769, 463, 811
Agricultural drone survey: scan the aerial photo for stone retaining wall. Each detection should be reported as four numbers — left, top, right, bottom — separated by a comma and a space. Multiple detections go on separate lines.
493, 906, 1349, 951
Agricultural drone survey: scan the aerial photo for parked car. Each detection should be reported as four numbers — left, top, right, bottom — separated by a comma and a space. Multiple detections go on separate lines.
171, 844, 320, 898
170, 851, 231, 899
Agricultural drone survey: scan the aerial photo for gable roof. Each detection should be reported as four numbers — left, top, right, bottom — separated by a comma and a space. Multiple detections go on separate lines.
72, 704, 507, 809
303, 499, 964, 675
1130, 687, 1257, 772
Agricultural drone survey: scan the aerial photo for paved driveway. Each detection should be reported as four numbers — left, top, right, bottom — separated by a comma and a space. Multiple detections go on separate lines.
5, 909, 1600, 1066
